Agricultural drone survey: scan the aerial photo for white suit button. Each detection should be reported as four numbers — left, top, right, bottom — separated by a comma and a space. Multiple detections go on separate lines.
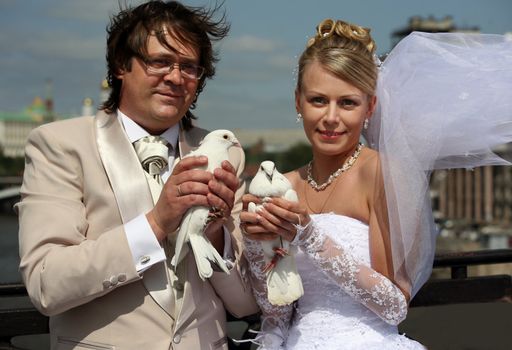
118, 273, 127, 282
102, 280, 111, 289
109, 275, 118, 285
173, 334, 181, 344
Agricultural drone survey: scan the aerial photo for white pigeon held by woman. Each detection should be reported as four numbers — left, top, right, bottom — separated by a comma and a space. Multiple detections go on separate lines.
248, 160, 304, 305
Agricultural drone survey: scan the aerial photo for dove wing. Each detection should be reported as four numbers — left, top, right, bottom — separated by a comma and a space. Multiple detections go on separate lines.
172, 132, 232, 278
171, 209, 193, 267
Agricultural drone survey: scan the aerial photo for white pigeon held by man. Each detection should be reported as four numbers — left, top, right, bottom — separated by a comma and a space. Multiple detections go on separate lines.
248, 160, 304, 305
171, 129, 241, 280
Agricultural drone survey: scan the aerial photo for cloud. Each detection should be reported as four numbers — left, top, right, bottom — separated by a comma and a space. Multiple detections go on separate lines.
26, 32, 105, 60
0, 0, 110, 62
46, 1, 135, 22
0, 30, 104, 61
268, 54, 297, 69
0, 0, 16, 9
224, 35, 279, 53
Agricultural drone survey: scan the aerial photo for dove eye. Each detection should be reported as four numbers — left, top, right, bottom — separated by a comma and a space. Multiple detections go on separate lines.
223, 134, 228, 139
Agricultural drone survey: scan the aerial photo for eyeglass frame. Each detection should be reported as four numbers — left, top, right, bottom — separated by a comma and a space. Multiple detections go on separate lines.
136, 54, 205, 80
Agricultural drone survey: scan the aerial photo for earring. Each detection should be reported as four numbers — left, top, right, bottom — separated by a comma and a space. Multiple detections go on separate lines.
363, 118, 369, 130
296, 113, 303, 123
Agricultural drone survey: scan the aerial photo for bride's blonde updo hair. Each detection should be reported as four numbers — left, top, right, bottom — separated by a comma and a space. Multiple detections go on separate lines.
297, 19, 378, 96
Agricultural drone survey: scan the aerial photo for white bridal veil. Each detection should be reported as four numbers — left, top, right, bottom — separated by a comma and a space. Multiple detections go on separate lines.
364, 32, 512, 297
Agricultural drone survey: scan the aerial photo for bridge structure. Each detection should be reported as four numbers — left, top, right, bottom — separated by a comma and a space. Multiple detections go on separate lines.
0, 186, 21, 200
0, 249, 511, 349
0, 176, 22, 186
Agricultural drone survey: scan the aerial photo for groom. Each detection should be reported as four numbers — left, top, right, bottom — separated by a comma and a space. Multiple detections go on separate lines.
16, 1, 257, 349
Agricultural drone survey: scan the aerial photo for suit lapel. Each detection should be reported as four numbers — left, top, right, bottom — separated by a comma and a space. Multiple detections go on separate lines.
95, 111, 175, 318
95, 111, 153, 221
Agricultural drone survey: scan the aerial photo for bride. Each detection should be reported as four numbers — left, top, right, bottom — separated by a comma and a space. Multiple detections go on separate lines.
239, 18, 512, 349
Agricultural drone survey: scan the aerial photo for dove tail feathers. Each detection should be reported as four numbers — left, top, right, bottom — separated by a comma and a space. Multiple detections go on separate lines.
266, 254, 304, 305
262, 239, 304, 306
189, 232, 230, 280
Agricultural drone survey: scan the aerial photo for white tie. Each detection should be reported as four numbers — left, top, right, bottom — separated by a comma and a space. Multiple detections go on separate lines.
133, 135, 169, 204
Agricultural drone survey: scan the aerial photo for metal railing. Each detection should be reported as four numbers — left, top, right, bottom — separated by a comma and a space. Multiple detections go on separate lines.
0, 176, 23, 185
409, 249, 512, 307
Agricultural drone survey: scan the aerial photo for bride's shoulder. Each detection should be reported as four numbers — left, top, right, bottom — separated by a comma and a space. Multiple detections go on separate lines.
357, 147, 381, 172
360, 145, 379, 159
354, 147, 385, 191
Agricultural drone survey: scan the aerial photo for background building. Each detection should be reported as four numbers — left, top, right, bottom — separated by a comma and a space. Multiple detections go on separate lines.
431, 145, 512, 251
391, 15, 480, 47
0, 96, 55, 158
0, 79, 109, 159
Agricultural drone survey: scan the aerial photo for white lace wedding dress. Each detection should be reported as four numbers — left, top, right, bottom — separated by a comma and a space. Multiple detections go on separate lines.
245, 213, 425, 349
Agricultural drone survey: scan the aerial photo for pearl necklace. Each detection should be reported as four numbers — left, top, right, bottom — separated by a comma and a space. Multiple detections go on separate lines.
307, 143, 363, 191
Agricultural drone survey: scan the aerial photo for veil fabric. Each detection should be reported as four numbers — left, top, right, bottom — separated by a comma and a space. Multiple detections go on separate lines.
364, 31, 512, 297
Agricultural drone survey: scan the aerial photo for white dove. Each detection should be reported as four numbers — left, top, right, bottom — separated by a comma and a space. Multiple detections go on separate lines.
171, 129, 241, 280
248, 160, 304, 306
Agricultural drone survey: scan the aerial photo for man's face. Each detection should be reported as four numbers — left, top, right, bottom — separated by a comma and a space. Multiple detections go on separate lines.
117, 31, 200, 134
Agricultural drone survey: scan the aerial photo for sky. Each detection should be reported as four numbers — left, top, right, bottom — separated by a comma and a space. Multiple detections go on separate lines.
1, 0, 511, 130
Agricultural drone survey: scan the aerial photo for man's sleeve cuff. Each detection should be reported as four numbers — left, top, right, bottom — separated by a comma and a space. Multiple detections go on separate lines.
125, 214, 166, 272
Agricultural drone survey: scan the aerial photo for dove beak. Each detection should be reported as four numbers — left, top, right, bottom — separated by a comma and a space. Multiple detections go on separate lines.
232, 139, 241, 148
264, 169, 273, 181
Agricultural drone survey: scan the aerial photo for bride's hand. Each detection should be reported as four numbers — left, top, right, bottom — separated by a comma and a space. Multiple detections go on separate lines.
251, 197, 311, 242
239, 193, 279, 241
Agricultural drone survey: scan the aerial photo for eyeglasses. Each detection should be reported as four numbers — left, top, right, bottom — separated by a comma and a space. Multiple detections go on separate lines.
138, 55, 205, 80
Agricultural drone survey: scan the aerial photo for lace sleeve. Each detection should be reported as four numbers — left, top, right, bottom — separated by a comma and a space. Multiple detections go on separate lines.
243, 237, 292, 350
293, 220, 408, 326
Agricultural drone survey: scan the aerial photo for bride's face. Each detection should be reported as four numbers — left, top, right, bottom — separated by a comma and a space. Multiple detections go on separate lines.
296, 60, 375, 158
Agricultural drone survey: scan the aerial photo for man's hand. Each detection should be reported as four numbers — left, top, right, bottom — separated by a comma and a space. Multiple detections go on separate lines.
147, 156, 212, 242
146, 157, 239, 248
204, 160, 239, 252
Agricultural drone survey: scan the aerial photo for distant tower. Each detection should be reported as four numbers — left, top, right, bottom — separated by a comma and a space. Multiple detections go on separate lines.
81, 98, 95, 116
44, 78, 55, 121
100, 79, 110, 106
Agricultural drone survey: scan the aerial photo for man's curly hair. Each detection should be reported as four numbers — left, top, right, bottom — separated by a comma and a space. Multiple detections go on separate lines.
101, 0, 229, 130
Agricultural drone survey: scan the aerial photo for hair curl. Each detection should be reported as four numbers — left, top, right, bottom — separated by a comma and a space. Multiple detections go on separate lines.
297, 18, 377, 97
101, 0, 230, 130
